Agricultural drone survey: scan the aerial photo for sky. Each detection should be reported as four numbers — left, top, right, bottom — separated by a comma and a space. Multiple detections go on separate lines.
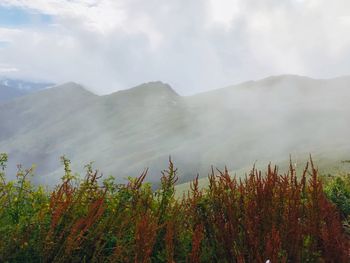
0, 0, 350, 95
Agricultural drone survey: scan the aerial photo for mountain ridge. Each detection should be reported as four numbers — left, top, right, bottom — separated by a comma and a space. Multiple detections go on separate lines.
0, 74, 349, 186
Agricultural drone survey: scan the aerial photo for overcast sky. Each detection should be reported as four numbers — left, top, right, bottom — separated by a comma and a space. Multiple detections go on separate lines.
0, 0, 350, 95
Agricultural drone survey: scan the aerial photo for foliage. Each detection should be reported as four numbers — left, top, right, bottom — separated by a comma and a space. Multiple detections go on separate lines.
0, 155, 349, 262
322, 167, 350, 238
324, 174, 350, 217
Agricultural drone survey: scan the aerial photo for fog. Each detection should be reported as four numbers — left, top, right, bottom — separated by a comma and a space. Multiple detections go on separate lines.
1, 1, 350, 186
0, 75, 349, 186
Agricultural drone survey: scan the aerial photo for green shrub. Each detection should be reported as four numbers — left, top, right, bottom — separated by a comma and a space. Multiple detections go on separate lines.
0, 156, 349, 262
324, 175, 350, 217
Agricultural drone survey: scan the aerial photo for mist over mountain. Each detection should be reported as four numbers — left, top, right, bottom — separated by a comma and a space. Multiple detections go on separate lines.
0, 75, 349, 185
0, 77, 54, 102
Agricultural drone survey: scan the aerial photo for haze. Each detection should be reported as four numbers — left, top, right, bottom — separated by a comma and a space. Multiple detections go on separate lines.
0, 1, 350, 186
0, 75, 349, 186
1, 0, 350, 94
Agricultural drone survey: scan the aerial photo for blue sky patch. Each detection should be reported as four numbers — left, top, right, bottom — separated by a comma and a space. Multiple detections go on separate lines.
0, 41, 10, 48
0, 5, 52, 28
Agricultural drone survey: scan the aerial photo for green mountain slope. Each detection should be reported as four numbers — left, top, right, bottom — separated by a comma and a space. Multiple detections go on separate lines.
0, 75, 349, 185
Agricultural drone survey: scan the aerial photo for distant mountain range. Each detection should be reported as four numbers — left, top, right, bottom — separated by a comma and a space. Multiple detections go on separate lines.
0, 77, 54, 102
0, 75, 349, 185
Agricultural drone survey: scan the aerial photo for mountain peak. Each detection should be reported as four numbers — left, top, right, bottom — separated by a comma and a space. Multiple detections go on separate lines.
45, 82, 95, 96
128, 81, 178, 96
258, 74, 313, 84
109, 81, 178, 98
104, 81, 180, 107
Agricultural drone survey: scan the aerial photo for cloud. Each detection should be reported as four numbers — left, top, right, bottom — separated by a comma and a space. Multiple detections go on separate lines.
0, 0, 350, 94
0, 27, 22, 41
0, 63, 18, 73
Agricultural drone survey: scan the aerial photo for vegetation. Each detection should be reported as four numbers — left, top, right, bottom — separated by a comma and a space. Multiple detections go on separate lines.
0, 153, 349, 262
322, 167, 350, 237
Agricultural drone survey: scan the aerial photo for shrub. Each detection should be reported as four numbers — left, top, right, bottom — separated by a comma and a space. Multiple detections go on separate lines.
0, 156, 349, 262
324, 173, 350, 218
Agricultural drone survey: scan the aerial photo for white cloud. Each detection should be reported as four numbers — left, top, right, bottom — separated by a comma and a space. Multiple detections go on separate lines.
0, 27, 22, 42
0, 63, 18, 73
1, 0, 350, 94
208, 0, 240, 28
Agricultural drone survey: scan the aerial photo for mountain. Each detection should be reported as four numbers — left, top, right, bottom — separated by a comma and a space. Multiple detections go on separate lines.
0, 75, 349, 185
0, 77, 54, 102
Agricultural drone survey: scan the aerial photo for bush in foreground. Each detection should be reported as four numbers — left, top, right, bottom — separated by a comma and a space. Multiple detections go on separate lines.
0, 154, 349, 262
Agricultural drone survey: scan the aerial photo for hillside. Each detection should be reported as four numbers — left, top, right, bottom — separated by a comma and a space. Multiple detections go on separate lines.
0, 75, 349, 185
